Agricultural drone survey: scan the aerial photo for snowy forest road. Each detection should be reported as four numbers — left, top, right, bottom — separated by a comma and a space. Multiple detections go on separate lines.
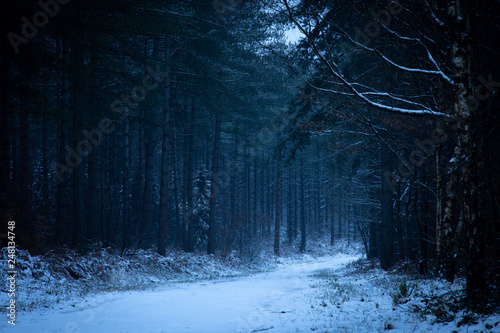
5, 256, 358, 333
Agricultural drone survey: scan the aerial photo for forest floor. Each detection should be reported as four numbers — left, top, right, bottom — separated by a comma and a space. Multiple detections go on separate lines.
1, 241, 499, 332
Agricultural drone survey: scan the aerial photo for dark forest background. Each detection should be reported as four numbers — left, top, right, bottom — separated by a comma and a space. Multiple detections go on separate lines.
1, 0, 499, 310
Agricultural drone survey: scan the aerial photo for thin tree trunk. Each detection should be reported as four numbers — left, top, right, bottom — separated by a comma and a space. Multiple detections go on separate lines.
55, 41, 68, 244
186, 99, 195, 252
396, 180, 405, 261
158, 40, 172, 256
182, 99, 189, 251
41, 73, 49, 214
274, 154, 281, 255
86, 50, 100, 244
172, 128, 181, 248
71, 43, 86, 248
0, 54, 11, 222
436, 144, 443, 266
207, 112, 221, 255
293, 166, 298, 240
121, 118, 131, 251
330, 171, 335, 246
287, 166, 293, 244
299, 157, 306, 253
86, 115, 99, 243
380, 150, 395, 269
229, 128, 237, 251
19, 103, 31, 244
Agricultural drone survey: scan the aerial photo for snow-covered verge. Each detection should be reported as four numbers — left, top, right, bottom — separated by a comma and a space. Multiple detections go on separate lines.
2, 251, 497, 332
1, 247, 248, 312
304, 259, 500, 332
0, 239, 362, 313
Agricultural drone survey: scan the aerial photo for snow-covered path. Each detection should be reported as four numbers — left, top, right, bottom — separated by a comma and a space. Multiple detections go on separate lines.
4, 255, 357, 333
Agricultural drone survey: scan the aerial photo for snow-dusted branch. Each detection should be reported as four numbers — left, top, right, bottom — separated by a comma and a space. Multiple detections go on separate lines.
335, 25, 453, 85
282, 0, 448, 117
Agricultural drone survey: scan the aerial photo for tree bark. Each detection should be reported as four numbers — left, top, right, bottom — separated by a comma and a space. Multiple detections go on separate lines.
396, 180, 405, 261
274, 154, 282, 255
71, 41, 86, 248
207, 112, 221, 255
158, 40, 172, 256
55, 41, 69, 245
186, 99, 195, 252
380, 150, 395, 269
447, 0, 487, 306
121, 118, 131, 251
299, 157, 306, 253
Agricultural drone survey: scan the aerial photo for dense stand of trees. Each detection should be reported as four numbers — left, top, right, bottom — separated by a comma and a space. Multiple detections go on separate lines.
278, 0, 500, 309
0, 0, 366, 258
1, 0, 498, 310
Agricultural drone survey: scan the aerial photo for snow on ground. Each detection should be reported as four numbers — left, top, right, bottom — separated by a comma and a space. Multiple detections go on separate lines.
0, 247, 252, 313
1, 242, 498, 332
301, 259, 500, 333
2, 253, 499, 333
3, 255, 356, 333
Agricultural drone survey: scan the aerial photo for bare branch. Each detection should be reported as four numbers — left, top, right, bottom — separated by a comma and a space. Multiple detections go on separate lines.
281, 0, 448, 117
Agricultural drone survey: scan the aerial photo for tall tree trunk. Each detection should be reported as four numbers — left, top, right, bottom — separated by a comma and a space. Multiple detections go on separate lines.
337, 184, 343, 241
330, 170, 335, 246
121, 118, 131, 251
293, 166, 298, 240
447, 0, 487, 306
287, 165, 293, 244
19, 102, 32, 245
71, 42, 86, 249
86, 51, 100, 244
245, 147, 251, 253
41, 73, 49, 215
207, 112, 221, 255
266, 162, 272, 235
396, 180, 405, 261
274, 153, 282, 255
368, 219, 378, 259
0, 54, 13, 224
186, 99, 195, 252
158, 40, 172, 256
419, 179, 429, 275
229, 128, 237, 251
316, 158, 322, 237
380, 150, 395, 269
253, 157, 258, 238
436, 144, 443, 267
174, 131, 183, 249
55, 41, 69, 244
140, 123, 155, 247
299, 157, 306, 253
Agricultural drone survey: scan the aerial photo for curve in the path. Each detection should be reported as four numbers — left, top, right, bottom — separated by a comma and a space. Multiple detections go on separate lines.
4, 255, 357, 333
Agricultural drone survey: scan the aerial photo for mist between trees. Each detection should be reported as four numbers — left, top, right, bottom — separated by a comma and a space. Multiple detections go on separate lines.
0, 0, 499, 312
